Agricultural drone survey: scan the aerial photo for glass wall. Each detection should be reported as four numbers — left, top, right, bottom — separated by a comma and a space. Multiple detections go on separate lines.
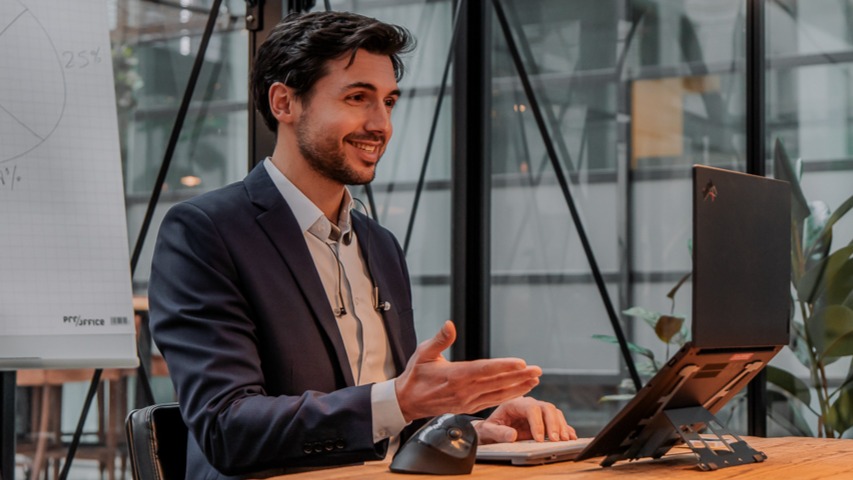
489, 0, 747, 435
94, 0, 853, 448
109, 0, 249, 292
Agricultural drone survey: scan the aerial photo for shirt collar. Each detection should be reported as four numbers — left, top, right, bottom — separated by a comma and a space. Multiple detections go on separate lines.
263, 158, 353, 243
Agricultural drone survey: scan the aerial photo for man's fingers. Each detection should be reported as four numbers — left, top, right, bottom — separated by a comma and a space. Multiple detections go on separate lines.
456, 358, 538, 378
450, 365, 542, 413
415, 320, 456, 361
530, 402, 577, 442
476, 422, 518, 444
540, 404, 563, 441
465, 377, 540, 413
524, 402, 546, 442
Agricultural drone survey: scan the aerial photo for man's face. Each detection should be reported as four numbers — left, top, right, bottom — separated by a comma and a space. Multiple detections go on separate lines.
294, 50, 400, 185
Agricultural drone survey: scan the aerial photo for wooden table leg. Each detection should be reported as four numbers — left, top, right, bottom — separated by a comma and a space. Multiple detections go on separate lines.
31, 385, 51, 480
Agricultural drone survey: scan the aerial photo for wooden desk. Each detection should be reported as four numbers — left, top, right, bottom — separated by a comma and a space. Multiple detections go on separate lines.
267, 437, 853, 480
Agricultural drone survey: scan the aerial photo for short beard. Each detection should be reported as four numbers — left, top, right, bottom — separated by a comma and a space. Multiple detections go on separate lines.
296, 115, 377, 186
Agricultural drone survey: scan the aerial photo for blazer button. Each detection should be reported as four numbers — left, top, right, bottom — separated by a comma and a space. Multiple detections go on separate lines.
324, 440, 335, 451
313, 443, 324, 453
302, 443, 312, 454
336, 439, 346, 450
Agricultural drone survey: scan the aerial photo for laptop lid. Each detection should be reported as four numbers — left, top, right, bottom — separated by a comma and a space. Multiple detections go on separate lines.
692, 166, 791, 348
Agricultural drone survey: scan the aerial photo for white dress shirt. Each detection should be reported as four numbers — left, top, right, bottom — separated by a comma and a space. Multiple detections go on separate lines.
263, 159, 408, 446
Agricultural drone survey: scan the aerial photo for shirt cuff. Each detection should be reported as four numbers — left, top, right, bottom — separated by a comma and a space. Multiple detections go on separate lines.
371, 379, 408, 443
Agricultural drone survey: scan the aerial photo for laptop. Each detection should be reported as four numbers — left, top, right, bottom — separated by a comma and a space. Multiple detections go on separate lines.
475, 438, 592, 465
476, 165, 791, 469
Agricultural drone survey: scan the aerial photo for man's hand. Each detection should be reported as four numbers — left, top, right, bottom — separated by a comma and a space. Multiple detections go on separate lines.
475, 397, 577, 444
395, 321, 542, 422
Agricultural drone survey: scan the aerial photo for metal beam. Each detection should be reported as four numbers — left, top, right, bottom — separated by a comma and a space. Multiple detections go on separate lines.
451, 0, 491, 361
247, 0, 283, 170
745, 0, 767, 437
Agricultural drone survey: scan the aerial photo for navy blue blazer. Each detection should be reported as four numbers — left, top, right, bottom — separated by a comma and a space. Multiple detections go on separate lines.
149, 164, 418, 479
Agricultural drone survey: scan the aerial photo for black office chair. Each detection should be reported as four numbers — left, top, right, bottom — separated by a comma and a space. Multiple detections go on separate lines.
125, 402, 187, 480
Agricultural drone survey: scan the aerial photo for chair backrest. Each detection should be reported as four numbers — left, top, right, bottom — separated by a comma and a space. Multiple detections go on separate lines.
126, 402, 187, 480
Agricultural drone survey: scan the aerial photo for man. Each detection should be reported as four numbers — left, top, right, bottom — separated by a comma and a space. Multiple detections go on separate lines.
149, 10, 575, 479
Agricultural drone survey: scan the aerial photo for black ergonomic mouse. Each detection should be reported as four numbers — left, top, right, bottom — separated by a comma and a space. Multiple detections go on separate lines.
390, 414, 478, 475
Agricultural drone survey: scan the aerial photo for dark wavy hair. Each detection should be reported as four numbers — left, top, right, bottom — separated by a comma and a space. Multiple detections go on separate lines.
251, 11, 415, 132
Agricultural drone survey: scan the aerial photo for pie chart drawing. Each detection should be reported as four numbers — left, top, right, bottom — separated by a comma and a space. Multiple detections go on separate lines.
0, 0, 67, 163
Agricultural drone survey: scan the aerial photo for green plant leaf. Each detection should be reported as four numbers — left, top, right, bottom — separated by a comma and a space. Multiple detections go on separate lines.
830, 356, 853, 399
637, 361, 660, 376
599, 393, 636, 403
824, 257, 853, 307
791, 222, 806, 284
773, 139, 811, 227
774, 139, 810, 285
806, 305, 853, 360
790, 320, 812, 369
766, 365, 811, 406
803, 200, 833, 267
669, 323, 691, 347
654, 315, 685, 344
622, 307, 660, 330
797, 245, 853, 305
826, 382, 853, 436
591, 334, 656, 361
804, 193, 853, 261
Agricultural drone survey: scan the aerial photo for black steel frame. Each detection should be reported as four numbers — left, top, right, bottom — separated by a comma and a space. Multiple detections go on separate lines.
451, 0, 492, 361
745, 0, 768, 437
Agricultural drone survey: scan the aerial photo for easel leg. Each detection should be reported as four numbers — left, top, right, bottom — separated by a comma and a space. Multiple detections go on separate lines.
0, 372, 16, 480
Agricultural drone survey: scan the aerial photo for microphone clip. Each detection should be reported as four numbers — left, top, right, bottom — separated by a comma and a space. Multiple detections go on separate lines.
374, 287, 391, 312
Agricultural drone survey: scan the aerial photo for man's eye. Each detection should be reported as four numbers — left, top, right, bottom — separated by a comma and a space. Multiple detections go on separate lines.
385, 98, 397, 109
347, 94, 365, 103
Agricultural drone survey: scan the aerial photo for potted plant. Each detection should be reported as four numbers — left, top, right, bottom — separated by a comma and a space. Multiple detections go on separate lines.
766, 139, 853, 438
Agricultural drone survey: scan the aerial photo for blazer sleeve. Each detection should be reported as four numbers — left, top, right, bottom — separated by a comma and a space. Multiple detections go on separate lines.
148, 201, 387, 476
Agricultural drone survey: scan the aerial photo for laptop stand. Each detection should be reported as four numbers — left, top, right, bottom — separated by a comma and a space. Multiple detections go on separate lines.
598, 361, 769, 470
663, 406, 767, 471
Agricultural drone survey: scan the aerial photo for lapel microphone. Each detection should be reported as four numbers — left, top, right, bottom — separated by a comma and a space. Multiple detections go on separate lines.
328, 215, 391, 317
353, 199, 392, 314
374, 287, 391, 311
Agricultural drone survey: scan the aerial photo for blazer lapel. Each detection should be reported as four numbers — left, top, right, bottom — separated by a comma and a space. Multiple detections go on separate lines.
244, 165, 356, 387
352, 213, 408, 373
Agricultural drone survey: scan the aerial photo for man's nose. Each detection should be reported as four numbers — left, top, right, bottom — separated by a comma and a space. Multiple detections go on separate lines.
365, 103, 392, 136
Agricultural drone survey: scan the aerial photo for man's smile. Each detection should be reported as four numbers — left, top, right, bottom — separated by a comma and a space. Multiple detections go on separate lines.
348, 140, 379, 153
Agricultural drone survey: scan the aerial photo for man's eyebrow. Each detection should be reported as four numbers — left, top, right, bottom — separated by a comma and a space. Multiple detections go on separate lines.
342, 82, 401, 97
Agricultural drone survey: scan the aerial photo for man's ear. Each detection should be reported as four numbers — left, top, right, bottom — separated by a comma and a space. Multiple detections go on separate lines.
269, 82, 299, 124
